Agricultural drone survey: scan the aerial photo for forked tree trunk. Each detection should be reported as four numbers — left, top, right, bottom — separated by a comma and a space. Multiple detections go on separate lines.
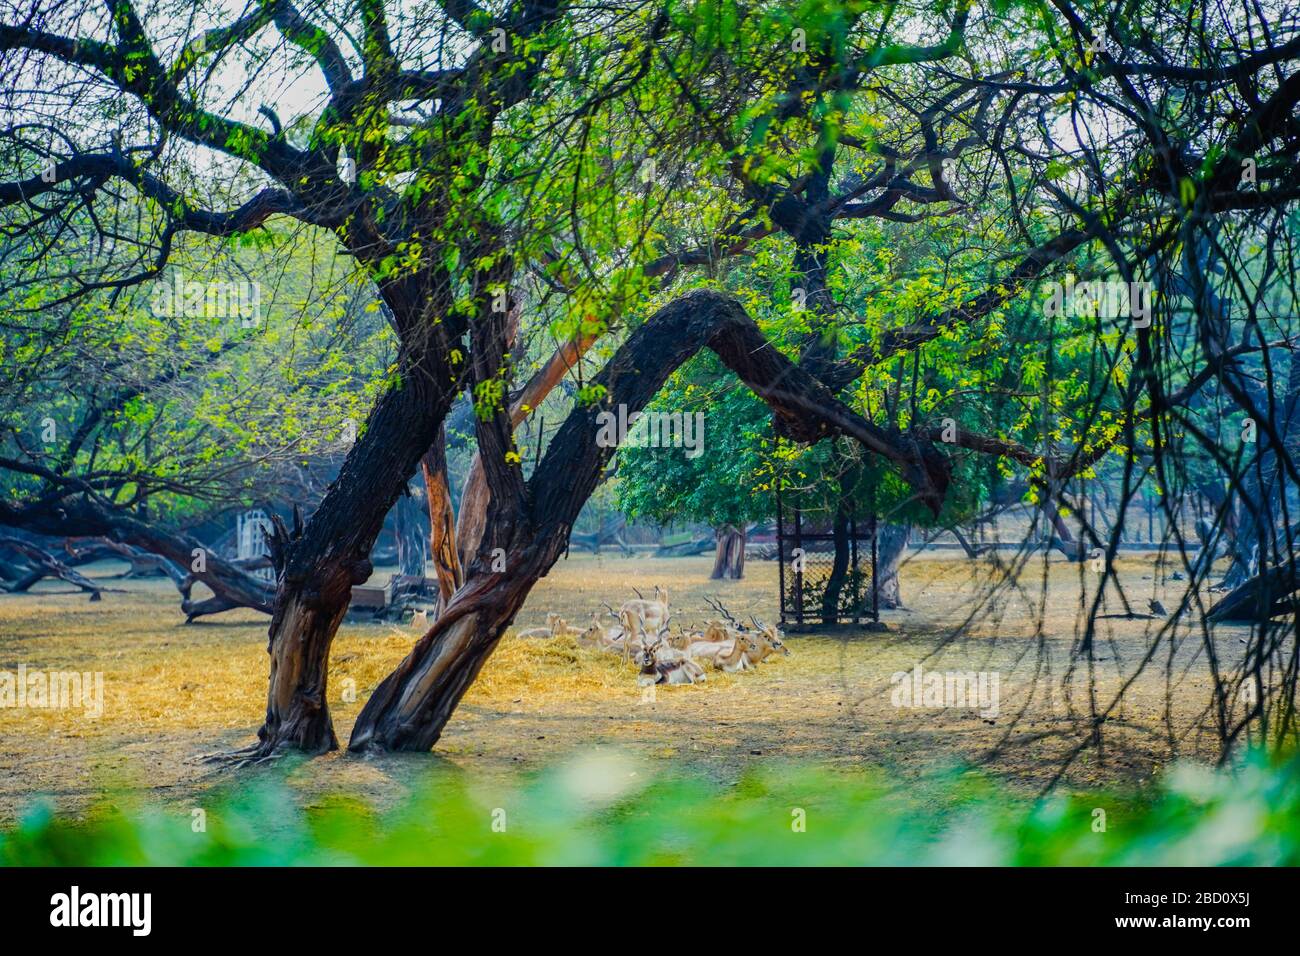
350, 290, 951, 753
710, 524, 746, 579
256, 323, 459, 757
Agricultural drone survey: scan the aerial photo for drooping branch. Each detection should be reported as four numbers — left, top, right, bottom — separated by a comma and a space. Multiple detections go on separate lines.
530, 289, 952, 526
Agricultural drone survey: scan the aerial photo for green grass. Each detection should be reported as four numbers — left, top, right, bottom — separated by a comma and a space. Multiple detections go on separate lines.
3, 748, 1298, 866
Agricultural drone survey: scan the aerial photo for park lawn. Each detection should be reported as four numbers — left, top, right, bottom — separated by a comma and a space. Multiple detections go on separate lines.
0, 551, 1252, 825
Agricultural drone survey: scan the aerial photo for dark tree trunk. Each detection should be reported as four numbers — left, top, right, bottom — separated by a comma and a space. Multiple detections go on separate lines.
0, 513, 274, 619
255, 296, 462, 757
347, 552, 541, 752
820, 504, 851, 620
1046, 497, 1086, 560
949, 525, 985, 558
570, 515, 633, 554
875, 522, 910, 609
656, 533, 715, 557
709, 524, 746, 579
1222, 348, 1300, 587
349, 290, 951, 753
1207, 563, 1300, 622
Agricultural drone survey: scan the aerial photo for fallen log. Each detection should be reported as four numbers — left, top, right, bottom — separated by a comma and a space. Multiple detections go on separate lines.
570, 516, 633, 555
64, 537, 169, 577
655, 534, 714, 557
0, 536, 104, 599
1206, 562, 1300, 623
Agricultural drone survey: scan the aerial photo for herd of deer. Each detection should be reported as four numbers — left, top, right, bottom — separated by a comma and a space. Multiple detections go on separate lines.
514, 587, 788, 686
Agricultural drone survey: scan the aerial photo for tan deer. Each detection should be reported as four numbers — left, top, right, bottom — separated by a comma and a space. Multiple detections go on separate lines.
684, 621, 741, 661
515, 612, 582, 640
619, 585, 669, 635
617, 606, 674, 661
645, 627, 688, 661
577, 613, 621, 650
747, 617, 789, 662
664, 628, 694, 651
711, 631, 760, 673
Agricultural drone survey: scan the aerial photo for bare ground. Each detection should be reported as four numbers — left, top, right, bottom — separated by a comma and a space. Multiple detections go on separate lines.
0, 550, 1259, 824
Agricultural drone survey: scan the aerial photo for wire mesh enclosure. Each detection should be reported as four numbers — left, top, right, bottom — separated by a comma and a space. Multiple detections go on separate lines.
775, 480, 878, 628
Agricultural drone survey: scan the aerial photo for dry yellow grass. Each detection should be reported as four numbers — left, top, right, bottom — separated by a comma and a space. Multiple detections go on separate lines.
0, 550, 1257, 822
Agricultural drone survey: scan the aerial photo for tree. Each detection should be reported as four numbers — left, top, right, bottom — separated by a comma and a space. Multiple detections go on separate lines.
617, 361, 773, 579
0, 225, 383, 618
5, 0, 1299, 761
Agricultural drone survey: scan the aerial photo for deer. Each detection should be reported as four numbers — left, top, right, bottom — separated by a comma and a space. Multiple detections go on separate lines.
711, 631, 760, 673
577, 613, 625, 651
636, 636, 706, 686
663, 628, 695, 651
703, 595, 746, 633
619, 585, 669, 635
684, 621, 740, 661
616, 605, 678, 661
515, 613, 582, 640
747, 617, 789, 662
645, 626, 688, 661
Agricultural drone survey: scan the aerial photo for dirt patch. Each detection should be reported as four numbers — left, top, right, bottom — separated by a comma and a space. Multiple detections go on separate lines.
0, 550, 1255, 823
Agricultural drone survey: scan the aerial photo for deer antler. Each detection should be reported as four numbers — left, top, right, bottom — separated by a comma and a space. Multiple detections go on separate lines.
705, 595, 741, 629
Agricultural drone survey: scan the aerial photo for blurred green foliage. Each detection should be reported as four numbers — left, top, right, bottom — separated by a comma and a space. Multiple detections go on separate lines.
4, 748, 1298, 866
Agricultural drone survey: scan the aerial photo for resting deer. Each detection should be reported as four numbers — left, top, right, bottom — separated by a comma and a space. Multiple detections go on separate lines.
516, 612, 582, 640
645, 627, 688, 661
578, 614, 623, 651
711, 632, 760, 673
617, 606, 679, 661
748, 617, 789, 662
664, 628, 694, 651
685, 621, 741, 661
637, 637, 706, 686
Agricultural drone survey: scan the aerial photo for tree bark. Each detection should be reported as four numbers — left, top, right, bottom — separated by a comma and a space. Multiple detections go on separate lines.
255, 309, 462, 757
350, 289, 951, 752
421, 431, 463, 610
820, 503, 851, 620
657, 533, 714, 557
1207, 562, 1300, 622
0, 537, 103, 599
875, 523, 910, 609
710, 524, 746, 579
0, 506, 275, 618
452, 329, 594, 569
1222, 347, 1300, 587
